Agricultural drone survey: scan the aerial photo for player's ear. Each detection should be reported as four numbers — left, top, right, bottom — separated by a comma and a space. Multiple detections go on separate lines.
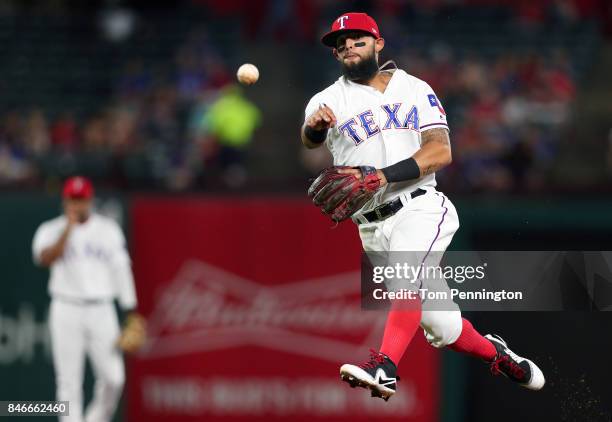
332, 48, 340, 61
374, 37, 385, 54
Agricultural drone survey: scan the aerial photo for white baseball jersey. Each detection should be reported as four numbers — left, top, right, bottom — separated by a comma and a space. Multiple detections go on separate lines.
32, 213, 137, 309
305, 68, 449, 213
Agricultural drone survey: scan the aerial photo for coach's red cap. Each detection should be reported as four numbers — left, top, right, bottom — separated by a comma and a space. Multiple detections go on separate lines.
321, 12, 381, 47
62, 176, 94, 199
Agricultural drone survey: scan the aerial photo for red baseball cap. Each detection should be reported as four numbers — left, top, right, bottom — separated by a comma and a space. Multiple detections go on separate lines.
62, 176, 94, 199
321, 12, 381, 47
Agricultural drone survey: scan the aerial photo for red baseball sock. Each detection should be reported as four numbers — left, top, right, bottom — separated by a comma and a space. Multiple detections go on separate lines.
448, 318, 496, 361
379, 298, 421, 365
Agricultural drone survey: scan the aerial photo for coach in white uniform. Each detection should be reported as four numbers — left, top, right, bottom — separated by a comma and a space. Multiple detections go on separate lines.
32, 176, 137, 422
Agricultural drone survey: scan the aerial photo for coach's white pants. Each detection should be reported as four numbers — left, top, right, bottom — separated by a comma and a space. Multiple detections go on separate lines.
358, 187, 463, 348
49, 300, 125, 422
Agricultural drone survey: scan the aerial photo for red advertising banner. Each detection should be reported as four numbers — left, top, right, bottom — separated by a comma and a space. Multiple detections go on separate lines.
128, 197, 440, 422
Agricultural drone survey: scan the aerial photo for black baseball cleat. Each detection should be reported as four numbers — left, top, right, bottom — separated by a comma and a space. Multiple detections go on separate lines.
485, 334, 545, 390
339, 349, 398, 401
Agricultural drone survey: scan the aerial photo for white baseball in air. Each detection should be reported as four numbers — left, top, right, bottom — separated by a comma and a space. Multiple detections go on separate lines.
236, 63, 259, 85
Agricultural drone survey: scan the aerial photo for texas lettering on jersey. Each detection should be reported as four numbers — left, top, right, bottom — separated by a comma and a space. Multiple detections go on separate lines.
64, 243, 113, 262
304, 69, 449, 210
338, 103, 419, 145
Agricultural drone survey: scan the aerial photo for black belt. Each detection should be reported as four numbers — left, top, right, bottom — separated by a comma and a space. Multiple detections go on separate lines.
359, 188, 426, 224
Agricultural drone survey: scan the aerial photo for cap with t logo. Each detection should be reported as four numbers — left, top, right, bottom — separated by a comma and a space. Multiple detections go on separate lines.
321, 12, 381, 47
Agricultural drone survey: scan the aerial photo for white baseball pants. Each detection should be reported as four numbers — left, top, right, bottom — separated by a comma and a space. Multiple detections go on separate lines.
358, 187, 463, 348
49, 299, 125, 422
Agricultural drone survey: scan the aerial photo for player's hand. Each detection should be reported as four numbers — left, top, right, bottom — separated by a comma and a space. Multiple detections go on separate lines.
338, 168, 388, 186
305, 104, 337, 131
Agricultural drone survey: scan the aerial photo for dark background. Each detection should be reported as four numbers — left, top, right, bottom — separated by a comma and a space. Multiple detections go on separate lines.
1, 1, 611, 421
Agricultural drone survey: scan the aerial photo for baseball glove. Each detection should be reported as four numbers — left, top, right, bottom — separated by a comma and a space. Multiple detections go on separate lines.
117, 312, 147, 354
308, 165, 382, 222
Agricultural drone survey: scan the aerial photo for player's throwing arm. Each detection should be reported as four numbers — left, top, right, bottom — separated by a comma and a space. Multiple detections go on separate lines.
302, 104, 337, 149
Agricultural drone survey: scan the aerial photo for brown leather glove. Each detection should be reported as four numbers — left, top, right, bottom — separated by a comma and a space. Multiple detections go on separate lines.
116, 312, 147, 354
308, 166, 382, 222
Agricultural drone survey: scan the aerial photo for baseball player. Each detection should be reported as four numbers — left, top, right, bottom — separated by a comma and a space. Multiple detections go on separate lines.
302, 12, 545, 400
32, 176, 143, 422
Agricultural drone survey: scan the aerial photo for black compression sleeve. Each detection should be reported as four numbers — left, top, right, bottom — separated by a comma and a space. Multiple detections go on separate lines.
304, 126, 328, 143
380, 157, 421, 183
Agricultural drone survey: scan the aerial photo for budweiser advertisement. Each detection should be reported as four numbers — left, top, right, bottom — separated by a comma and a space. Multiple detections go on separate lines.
128, 198, 441, 422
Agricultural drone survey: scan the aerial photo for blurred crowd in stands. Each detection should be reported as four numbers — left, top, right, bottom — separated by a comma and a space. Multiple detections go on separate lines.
0, 25, 261, 190
0, 0, 609, 193
405, 48, 575, 192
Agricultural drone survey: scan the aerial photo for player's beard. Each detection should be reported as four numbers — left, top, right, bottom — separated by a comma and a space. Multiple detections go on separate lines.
77, 211, 90, 223
341, 50, 379, 82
